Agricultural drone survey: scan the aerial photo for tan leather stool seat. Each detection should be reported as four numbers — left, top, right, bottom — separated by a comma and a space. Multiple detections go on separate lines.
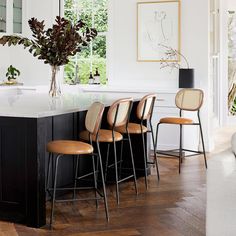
115, 123, 148, 134
160, 117, 193, 125
47, 140, 93, 155
80, 129, 123, 143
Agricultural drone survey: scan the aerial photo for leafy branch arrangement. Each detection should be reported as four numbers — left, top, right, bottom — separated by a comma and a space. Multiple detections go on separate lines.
0, 16, 97, 66
0, 16, 97, 96
159, 44, 189, 70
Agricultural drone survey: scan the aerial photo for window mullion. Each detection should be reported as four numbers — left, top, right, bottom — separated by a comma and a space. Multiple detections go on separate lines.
75, 0, 80, 80
90, 0, 95, 72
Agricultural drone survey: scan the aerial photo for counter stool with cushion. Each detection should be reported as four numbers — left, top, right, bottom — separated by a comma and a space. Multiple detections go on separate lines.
155, 88, 208, 173
115, 93, 160, 189
80, 98, 138, 205
46, 102, 109, 228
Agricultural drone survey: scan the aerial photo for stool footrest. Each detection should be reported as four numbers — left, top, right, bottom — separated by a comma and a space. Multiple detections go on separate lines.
76, 171, 99, 180
107, 160, 123, 168
47, 186, 96, 192
156, 151, 180, 158
156, 148, 204, 158
117, 174, 134, 183
55, 196, 104, 203
182, 148, 204, 154
47, 187, 105, 201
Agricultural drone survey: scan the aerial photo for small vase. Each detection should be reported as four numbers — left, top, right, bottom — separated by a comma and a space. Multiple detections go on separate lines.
49, 65, 62, 97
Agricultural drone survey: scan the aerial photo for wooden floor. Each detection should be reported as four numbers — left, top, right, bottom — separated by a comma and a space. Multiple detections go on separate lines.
0, 154, 206, 236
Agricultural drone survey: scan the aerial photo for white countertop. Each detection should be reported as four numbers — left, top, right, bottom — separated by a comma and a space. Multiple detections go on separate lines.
0, 85, 172, 118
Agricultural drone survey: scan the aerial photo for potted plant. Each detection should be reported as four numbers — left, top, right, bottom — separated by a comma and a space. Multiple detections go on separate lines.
0, 16, 97, 97
160, 45, 194, 88
5, 65, 20, 84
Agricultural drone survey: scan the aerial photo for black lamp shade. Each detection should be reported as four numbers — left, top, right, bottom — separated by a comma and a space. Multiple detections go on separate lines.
178, 68, 194, 88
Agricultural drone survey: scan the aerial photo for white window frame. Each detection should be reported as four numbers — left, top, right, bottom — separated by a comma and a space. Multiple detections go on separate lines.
63, 0, 108, 83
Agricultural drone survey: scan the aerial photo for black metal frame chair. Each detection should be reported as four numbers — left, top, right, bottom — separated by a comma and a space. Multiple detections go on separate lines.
104, 98, 138, 204
79, 98, 138, 205
155, 89, 207, 173
46, 102, 109, 229
115, 94, 160, 189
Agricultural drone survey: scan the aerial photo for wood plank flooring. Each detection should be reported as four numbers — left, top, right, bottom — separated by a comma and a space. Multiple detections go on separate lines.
0, 154, 206, 236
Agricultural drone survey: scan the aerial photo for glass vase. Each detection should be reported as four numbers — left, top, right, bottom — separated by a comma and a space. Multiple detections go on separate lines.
49, 65, 62, 97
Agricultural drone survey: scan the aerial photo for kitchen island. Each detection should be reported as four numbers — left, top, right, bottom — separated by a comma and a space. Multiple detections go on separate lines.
0, 86, 153, 227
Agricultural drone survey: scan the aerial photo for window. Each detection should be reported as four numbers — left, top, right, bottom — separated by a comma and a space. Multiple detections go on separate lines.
64, 0, 108, 84
228, 11, 236, 115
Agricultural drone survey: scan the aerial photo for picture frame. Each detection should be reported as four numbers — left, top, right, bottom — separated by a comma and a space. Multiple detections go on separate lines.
137, 0, 181, 62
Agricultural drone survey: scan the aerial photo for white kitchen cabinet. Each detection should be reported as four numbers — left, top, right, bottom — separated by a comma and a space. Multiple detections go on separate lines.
0, 0, 24, 34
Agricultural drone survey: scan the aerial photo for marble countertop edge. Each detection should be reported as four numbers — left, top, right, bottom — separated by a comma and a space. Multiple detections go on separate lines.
0, 85, 177, 118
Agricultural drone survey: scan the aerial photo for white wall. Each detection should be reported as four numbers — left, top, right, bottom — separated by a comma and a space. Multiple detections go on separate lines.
0, 47, 10, 81
109, 0, 209, 89
0, 0, 59, 85
109, 0, 212, 150
228, 0, 236, 9
108, 0, 177, 89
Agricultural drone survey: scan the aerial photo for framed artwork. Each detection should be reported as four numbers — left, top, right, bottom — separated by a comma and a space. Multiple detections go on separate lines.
137, 0, 181, 62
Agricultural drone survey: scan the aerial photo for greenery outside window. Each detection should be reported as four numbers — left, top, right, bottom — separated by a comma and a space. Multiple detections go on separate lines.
64, 0, 108, 84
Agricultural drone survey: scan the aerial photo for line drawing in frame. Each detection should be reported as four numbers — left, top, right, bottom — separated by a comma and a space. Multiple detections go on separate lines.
137, 0, 181, 62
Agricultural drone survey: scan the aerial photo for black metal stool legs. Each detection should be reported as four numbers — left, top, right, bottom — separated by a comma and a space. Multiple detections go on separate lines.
119, 140, 124, 179
198, 112, 207, 169
46, 153, 52, 197
150, 121, 160, 181
50, 154, 62, 229
112, 133, 120, 205
141, 126, 148, 189
179, 124, 183, 174
155, 118, 208, 173
154, 123, 161, 168
91, 154, 99, 208
105, 132, 138, 204
105, 144, 110, 181
127, 132, 138, 195
47, 152, 109, 228
96, 140, 109, 221
73, 156, 79, 199
139, 121, 160, 188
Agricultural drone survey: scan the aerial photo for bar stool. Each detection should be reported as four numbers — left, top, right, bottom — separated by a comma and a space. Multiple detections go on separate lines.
46, 102, 109, 228
80, 98, 138, 205
115, 93, 159, 189
155, 89, 207, 173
